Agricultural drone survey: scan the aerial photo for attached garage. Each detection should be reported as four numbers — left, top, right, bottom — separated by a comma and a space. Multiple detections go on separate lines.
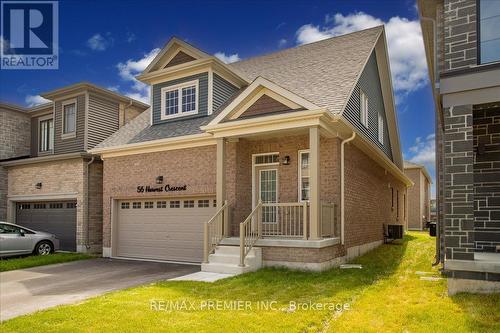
115, 197, 216, 263
16, 201, 77, 251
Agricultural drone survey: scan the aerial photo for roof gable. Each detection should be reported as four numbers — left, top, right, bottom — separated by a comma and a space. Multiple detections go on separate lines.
142, 37, 211, 74
208, 76, 319, 125
237, 94, 302, 119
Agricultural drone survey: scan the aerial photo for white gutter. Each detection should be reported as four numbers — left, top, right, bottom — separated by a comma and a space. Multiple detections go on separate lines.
340, 131, 356, 245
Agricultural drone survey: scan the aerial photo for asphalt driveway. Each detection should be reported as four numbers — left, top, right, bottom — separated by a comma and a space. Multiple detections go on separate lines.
0, 258, 199, 321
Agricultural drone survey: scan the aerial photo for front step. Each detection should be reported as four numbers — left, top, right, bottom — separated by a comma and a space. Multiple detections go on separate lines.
201, 245, 262, 275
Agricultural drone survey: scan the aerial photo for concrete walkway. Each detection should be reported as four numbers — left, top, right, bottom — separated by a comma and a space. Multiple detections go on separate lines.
0, 258, 198, 321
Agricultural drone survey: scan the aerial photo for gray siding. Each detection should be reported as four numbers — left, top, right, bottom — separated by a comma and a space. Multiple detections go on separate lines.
343, 51, 392, 160
54, 94, 86, 154
152, 73, 208, 125
87, 93, 119, 149
213, 73, 239, 112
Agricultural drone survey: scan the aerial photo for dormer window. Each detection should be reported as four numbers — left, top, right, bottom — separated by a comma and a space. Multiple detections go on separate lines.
161, 80, 198, 120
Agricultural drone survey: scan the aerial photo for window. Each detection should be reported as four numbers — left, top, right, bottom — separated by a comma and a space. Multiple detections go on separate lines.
34, 203, 46, 209
0, 224, 22, 234
298, 151, 310, 202
213, 199, 217, 207
378, 112, 384, 144
39, 117, 53, 152
170, 200, 180, 208
144, 201, 154, 209
479, 0, 500, 64
67, 202, 76, 209
157, 201, 167, 208
184, 200, 195, 208
161, 80, 198, 119
391, 187, 394, 209
19, 204, 30, 210
132, 202, 142, 209
198, 199, 209, 208
360, 90, 369, 128
62, 101, 76, 135
396, 190, 400, 219
49, 203, 63, 209
255, 153, 279, 165
121, 202, 130, 209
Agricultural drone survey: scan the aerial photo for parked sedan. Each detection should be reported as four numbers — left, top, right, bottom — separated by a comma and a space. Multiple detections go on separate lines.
0, 222, 60, 258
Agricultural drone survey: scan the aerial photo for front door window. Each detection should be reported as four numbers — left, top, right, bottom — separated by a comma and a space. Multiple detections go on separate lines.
259, 169, 277, 223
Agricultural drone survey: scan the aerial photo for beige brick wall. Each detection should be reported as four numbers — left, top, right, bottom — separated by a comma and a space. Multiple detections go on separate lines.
344, 144, 406, 249
405, 168, 423, 230
262, 244, 343, 263
102, 145, 217, 247
6, 158, 103, 252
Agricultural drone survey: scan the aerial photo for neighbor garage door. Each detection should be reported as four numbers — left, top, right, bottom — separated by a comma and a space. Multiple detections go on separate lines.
16, 201, 77, 251
116, 197, 216, 262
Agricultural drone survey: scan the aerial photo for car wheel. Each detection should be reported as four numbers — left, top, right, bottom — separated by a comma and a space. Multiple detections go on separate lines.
35, 241, 53, 256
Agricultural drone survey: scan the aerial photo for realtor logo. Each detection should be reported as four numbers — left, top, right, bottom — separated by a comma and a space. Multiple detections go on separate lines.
1, 1, 58, 69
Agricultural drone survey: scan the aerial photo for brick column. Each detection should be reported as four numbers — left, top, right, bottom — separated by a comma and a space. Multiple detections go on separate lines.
444, 105, 475, 260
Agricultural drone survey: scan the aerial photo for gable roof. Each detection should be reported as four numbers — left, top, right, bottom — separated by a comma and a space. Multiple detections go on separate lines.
404, 161, 433, 184
229, 26, 383, 115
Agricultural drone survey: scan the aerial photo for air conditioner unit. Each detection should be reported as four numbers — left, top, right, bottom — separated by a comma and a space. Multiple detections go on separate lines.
387, 224, 404, 240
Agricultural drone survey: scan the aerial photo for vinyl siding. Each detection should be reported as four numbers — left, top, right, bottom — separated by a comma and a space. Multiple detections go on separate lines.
87, 93, 119, 149
152, 72, 208, 125
54, 94, 85, 154
343, 51, 392, 160
213, 73, 239, 112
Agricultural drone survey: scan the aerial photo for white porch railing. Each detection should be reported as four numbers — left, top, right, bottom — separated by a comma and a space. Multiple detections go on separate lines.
239, 200, 262, 267
203, 200, 228, 263
261, 202, 309, 239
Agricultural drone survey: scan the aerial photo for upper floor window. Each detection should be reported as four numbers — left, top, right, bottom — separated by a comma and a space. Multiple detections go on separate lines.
39, 117, 54, 152
479, 0, 500, 64
161, 80, 198, 120
62, 100, 76, 136
378, 111, 384, 144
360, 90, 369, 128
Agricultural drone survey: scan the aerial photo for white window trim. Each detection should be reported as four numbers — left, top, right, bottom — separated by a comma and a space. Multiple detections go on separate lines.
38, 114, 54, 154
378, 112, 384, 144
360, 90, 369, 128
160, 79, 199, 120
298, 150, 310, 202
61, 98, 77, 139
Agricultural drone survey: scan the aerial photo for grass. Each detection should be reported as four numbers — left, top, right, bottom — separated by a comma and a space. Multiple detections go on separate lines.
0, 252, 93, 272
1, 232, 499, 332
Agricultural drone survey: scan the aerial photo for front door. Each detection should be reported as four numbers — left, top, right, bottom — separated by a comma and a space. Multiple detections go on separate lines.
255, 167, 278, 224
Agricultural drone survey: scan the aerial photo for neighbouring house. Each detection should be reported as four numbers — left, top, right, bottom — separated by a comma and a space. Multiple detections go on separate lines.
91, 26, 412, 273
404, 161, 432, 230
0, 83, 148, 252
418, 0, 500, 294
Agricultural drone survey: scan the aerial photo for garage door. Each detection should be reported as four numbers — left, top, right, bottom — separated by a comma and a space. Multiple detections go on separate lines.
16, 201, 77, 251
116, 197, 216, 262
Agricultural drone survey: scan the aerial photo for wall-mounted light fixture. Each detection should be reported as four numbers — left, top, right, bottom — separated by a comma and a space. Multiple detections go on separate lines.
156, 176, 164, 184
35, 182, 42, 189
281, 156, 291, 165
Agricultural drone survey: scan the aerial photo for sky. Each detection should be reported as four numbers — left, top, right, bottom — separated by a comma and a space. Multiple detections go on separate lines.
0, 0, 436, 197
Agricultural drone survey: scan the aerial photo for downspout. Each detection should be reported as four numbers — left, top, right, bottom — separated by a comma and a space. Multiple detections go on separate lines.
420, 15, 441, 266
340, 132, 356, 245
86, 156, 96, 250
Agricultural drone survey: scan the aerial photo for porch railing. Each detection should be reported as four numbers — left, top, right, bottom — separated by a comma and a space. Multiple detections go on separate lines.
203, 200, 228, 263
239, 200, 262, 266
320, 202, 338, 237
261, 202, 308, 239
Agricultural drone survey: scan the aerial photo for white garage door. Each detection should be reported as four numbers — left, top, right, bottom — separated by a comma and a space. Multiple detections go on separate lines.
116, 197, 216, 262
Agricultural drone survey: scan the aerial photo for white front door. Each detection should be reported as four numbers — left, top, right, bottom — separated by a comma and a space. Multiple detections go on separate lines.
255, 168, 278, 224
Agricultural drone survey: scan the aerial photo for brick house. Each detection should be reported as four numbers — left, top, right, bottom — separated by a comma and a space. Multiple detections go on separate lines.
418, 0, 500, 294
0, 83, 148, 252
92, 26, 412, 273
404, 161, 432, 230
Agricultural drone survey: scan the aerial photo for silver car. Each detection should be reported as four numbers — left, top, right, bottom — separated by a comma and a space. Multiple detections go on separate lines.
0, 222, 60, 257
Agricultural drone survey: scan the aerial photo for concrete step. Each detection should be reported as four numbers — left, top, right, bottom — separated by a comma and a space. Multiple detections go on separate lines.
201, 245, 262, 275
201, 262, 255, 274
208, 253, 259, 265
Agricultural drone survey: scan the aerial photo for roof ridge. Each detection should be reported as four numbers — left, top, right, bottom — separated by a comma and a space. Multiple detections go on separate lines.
231, 25, 384, 65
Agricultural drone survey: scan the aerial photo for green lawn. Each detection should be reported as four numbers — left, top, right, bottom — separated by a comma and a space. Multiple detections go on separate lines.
0, 252, 93, 272
2, 233, 499, 332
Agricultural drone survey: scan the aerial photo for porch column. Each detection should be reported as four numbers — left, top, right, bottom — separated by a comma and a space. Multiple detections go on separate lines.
216, 138, 228, 235
309, 126, 320, 240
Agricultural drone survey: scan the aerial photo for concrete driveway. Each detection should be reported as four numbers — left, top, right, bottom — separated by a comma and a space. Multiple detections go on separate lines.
0, 258, 199, 321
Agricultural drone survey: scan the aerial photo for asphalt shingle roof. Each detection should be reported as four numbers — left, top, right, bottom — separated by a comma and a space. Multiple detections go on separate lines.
95, 26, 382, 149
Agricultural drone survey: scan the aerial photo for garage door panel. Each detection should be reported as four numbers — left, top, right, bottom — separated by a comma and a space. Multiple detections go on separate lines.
16, 202, 77, 251
116, 197, 215, 262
